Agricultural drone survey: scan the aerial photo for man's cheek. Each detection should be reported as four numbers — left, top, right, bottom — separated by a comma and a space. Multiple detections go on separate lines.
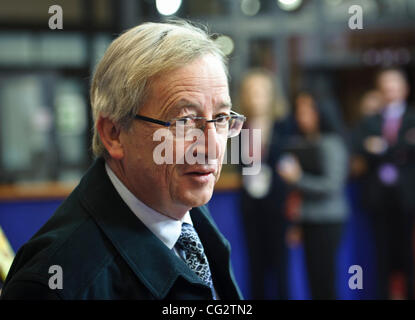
218, 143, 226, 170
215, 164, 223, 182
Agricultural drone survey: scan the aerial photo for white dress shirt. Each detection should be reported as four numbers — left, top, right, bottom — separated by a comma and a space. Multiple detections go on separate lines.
105, 163, 192, 251
383, 101, 406, 120
105, 163, 218, 299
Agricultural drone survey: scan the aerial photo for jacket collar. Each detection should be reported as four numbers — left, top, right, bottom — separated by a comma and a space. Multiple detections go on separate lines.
77, 158, 228, 299
191, 205, 243, 299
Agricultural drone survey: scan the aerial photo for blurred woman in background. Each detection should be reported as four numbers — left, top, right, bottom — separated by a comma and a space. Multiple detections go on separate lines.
239, 69, 291, 299
278, 91, 349, 300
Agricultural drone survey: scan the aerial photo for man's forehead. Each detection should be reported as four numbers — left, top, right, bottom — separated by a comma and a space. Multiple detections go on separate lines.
155, 54, 227, 83
138, 54, 229, 116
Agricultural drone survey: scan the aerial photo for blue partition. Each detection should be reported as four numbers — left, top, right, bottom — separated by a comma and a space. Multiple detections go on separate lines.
0, 183, 376, 299
209, 182, 377, 300
0, 200, 62, 252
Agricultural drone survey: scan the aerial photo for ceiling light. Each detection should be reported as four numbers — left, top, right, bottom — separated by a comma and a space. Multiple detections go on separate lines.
155, 0, 182, 16
277, 0, 302, 11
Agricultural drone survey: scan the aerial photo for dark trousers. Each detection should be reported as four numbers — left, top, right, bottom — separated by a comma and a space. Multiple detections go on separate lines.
301, 222, 344, 300
241, 190, 289, 299
370, 187, 415, 299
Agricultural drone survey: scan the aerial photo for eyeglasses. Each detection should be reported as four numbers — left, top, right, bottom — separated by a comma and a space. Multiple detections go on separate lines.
134, 110, 246, 138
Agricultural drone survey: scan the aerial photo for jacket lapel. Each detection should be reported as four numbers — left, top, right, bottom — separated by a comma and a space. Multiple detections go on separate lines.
192, 206, 243, 299
398, 106, 415, 142
77, 158, 212, 299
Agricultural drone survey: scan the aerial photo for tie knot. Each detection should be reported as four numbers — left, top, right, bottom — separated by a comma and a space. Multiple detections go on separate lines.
176, 223, 205, 256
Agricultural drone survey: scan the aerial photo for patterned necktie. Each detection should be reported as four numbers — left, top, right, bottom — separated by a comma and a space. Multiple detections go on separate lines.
176, 223, 214, 290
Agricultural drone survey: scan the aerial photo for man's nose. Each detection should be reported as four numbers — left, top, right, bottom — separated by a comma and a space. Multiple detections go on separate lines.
192, 121, 220, 163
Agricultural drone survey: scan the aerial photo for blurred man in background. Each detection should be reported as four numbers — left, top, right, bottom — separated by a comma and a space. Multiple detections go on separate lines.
353, 68, 415, 299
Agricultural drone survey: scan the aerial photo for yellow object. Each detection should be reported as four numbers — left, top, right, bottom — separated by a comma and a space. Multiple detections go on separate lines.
0, 226, 15, 281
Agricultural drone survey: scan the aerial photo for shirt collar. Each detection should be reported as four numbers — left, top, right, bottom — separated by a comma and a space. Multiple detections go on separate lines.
383, 102, 406, 119
105, 163, 192, 250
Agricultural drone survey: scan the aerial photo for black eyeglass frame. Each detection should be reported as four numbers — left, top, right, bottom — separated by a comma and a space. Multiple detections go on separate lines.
134, 110, 246, 129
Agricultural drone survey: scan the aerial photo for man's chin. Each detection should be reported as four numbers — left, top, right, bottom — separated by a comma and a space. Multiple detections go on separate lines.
176, 187, 214, 209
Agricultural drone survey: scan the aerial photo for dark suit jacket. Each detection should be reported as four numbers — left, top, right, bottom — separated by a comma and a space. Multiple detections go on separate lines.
353, 106, 415, 213
0, 158, 242, 300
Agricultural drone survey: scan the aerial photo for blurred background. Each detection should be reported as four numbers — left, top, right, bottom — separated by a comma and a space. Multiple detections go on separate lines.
0, 0, 415, 299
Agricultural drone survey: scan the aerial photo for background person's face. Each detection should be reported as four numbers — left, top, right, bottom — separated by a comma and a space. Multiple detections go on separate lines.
119, 54, 230, 219
377, 71, 409, 105
241, 74, 273, 117
295, 94, 319, 135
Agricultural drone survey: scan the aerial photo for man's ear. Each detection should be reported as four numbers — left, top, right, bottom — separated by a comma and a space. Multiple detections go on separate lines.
96, 116, 125, 160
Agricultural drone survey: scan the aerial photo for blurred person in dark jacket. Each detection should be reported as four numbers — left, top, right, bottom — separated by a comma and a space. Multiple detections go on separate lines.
239, 69, 291, 299
350, 90, 385, 178
352, 68, 415, 299
278, 91, 349, 300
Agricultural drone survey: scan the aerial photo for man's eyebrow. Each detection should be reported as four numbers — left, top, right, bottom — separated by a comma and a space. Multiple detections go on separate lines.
169, 100, 232, 115
166, 100, 200, 118
174, 99, 201, 110
217, 102, 232, 109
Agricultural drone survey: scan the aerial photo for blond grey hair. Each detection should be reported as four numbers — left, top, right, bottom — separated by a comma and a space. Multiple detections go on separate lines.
90, 20, 228, 158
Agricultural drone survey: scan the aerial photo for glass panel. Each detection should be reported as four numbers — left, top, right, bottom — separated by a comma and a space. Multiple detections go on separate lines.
0, 74, 89, 183
39, 33, 87, 67
0, 74, 57, 182
54, 79, 88, 182
0, 33, 33, 66
0, 32, 87, 67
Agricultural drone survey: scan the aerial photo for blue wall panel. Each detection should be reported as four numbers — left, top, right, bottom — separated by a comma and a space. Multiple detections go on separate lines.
0, 200, 61, 251
0, 184, 376, 299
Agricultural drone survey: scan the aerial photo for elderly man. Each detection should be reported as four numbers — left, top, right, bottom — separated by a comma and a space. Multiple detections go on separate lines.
1, 21, 244, 300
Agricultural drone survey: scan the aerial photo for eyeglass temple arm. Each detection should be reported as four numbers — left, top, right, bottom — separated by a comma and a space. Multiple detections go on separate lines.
134, 115, 171, 127
230, 111, 246, 121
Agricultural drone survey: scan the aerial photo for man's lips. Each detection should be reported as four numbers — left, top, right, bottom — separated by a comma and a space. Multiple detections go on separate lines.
183, 166, 217, 176
181, 166, 218, 184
